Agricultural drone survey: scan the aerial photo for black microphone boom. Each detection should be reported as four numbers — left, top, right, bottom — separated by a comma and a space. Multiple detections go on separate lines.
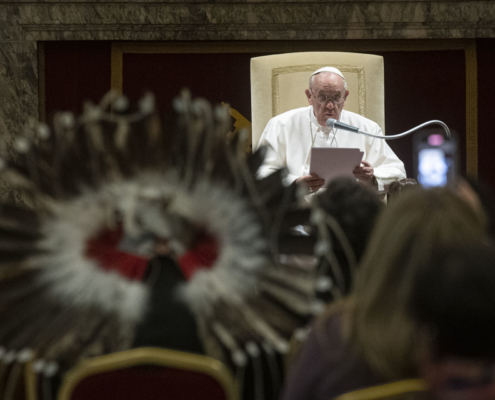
326, 118, 451, 140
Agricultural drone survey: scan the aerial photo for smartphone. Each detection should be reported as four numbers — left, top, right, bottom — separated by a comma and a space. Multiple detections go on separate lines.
413, 129, 458, 188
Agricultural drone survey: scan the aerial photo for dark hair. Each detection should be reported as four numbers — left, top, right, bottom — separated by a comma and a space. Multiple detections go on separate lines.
386, 178, 419, 204
316, 177, 384, 293
411, 242, 495, 359
318, 178, 383, 261
465, 177, 495, 239
348, 187, 486, 379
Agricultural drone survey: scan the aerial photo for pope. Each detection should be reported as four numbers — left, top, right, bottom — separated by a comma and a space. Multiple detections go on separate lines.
256, 67, 406, 194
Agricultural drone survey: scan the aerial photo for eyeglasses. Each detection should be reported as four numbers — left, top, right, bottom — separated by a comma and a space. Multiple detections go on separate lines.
310, 90, 346, 106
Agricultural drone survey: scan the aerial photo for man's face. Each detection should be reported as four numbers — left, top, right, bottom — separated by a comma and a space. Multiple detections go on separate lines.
305, 73, 349, 127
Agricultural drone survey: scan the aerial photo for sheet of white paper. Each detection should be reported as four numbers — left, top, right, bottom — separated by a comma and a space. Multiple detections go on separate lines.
310, 147, 364, 187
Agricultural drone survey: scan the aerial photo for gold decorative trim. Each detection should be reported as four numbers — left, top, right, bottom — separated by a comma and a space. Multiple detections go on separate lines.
110, 39, 477, 177
225, 105, 252, 153
465, 41, 478, 178
334, 379, 426, 400
271, 64, 365, 117
37, 41, 46, 123
25, 361, 37, 400
58, 347, 238, 400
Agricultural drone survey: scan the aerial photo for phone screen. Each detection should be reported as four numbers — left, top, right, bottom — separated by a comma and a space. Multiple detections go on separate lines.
418, 148, 450, 188
414, 131, 457, 188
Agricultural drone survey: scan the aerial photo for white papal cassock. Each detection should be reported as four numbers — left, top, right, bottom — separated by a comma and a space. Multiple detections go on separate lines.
256, 106, 406, 191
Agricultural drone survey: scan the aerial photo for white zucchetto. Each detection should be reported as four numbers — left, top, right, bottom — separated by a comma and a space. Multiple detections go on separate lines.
311, 67, 346, 81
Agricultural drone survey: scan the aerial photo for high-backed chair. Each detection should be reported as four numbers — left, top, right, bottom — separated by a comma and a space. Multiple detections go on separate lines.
57, 348, 238, 400
333, 379, 428, 400
250, 52, 385, 150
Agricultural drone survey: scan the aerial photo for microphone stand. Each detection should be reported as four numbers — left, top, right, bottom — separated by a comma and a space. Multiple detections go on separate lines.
326, 119, 451, 140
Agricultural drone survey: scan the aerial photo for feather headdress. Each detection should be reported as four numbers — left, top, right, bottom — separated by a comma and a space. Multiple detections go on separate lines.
0, 90, 349, 398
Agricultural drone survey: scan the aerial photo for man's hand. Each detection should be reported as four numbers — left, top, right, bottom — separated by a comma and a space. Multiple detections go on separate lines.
353, 160, 375, 185
295, 174, 325, 194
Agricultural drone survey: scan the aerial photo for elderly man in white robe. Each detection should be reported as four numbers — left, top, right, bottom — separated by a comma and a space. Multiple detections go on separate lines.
256, 67, 406, 194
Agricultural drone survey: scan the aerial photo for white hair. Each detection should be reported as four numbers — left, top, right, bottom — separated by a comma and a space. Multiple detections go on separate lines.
309, 72, 347, 91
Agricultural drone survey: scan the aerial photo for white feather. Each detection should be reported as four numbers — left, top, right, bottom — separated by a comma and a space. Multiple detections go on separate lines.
32, 188, 149, 323
30, 170, 268, 321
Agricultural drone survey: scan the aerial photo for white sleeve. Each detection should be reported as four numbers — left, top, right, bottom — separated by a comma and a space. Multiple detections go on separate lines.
256, 123, 281, 179
256, 118, 299, 183
366, 125, 407, 191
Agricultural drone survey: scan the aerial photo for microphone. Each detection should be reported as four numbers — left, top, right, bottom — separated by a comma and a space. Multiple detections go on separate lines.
326, 119, 359, 133
326, 118, 451, 140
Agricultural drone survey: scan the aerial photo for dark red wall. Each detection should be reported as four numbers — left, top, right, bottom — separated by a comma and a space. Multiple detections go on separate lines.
44, 41, 111, 120
476, 39, 495, 191
43, 40, 495, 190
377, 50, 466, 181
122, 52, 257, 120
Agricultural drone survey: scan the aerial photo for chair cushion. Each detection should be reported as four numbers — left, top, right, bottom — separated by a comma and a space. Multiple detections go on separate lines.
70, 365, 227, 400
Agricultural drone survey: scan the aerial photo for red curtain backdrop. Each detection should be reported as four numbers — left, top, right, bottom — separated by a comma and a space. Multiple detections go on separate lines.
476, 39, 495, 190
44, 41, 112, 120
43, 41, 495, 190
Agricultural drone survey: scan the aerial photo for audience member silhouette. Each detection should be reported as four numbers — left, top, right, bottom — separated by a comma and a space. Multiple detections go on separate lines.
281, 188, 487, 400
412, 242, 495, 400
316, 177, 384, 296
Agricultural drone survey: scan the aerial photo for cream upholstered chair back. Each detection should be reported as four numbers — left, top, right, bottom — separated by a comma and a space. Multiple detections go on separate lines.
251, 52, 385, 149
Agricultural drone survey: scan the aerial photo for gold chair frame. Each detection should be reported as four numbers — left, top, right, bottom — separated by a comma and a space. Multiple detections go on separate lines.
54, 348, 238, 400
334, 379, 427, 400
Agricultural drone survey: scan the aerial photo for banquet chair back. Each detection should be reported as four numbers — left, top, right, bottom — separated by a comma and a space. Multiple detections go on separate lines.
58, 347, 237, 400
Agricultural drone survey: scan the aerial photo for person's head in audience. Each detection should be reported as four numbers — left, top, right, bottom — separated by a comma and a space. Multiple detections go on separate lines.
411, 242, 495, 400
386, 178, 420, 204
316, 177, 384, 294
347, 187, 487, 380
